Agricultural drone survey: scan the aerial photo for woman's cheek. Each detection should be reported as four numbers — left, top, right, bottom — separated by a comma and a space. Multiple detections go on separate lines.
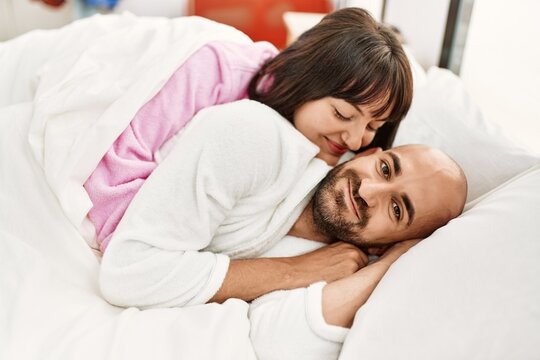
362, 132, 376, 148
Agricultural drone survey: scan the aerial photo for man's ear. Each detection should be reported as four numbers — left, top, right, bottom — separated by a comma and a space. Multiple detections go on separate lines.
354, 147, 382, 159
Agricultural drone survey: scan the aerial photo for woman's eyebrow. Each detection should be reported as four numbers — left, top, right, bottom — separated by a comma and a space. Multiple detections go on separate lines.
353, 105, 363, 115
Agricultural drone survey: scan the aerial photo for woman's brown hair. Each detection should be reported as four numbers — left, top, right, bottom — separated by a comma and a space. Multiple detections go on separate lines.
248, 7, 413, 150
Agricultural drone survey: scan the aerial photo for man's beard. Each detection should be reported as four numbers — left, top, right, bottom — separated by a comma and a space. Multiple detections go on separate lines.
311, 165, 370, 245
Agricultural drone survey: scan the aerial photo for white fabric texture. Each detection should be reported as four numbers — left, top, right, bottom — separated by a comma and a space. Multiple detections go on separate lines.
0, 102, 341, 360
100, 99, 330, 308
0, 103, 256, 360
21, 13, 252, 240
340, 68, 540, 360
250, 282, 348, 360
252, 237, 349, 360
0, 101, 339, 360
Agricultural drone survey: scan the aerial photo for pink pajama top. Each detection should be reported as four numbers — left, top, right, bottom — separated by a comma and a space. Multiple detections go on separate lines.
83, 41, 278, 252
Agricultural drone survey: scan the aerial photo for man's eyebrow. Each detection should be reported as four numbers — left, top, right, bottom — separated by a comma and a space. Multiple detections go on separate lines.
388, 151, 402, 176
401, 193, 415, 226
389, 151, 412, 225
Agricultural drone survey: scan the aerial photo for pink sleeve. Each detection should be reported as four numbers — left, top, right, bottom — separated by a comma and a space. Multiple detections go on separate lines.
84, 41, 277, 251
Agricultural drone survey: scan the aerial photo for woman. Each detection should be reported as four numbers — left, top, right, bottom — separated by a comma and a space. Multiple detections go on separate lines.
85, 7, 413, 252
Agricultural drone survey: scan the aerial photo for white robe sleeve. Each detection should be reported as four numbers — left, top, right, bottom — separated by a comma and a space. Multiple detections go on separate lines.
249, 282, 349, 360
99, 100, 290, 308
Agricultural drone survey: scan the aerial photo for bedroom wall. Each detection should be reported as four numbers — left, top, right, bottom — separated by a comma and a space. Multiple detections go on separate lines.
0, 0, 74, 41
459, 0, 540, 154
0, 0, 188, 41
384, 0, 451, 69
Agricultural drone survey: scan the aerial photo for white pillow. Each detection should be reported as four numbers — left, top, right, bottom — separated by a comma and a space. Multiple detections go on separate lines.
403, 45, 427, 89
394, 67, 539, 201
339, 68, 540, 359
340, 164, 540, 360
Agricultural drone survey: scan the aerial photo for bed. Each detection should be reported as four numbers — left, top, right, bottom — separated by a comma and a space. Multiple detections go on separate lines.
1, 13, 539, 360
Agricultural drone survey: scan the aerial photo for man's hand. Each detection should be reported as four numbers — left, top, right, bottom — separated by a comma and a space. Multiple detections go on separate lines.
290, 241, 369, 283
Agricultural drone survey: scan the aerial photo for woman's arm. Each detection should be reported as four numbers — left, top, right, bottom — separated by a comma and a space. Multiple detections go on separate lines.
86, 41, 276, 249
321, 239, 420, 327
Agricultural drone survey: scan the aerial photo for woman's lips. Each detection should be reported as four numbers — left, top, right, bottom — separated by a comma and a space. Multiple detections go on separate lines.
347, 179, 361, 220
325, 137, 348, 156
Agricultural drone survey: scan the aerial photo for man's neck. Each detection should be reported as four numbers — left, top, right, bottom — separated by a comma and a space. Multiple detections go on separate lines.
287, 200, 332, 243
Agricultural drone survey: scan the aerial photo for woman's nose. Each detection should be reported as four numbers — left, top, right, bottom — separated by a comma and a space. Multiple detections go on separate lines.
342, 125, 365, 151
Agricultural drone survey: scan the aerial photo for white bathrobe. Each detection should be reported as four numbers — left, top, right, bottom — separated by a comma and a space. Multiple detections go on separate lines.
100, 99, 330, 306
100, 100, 348, 359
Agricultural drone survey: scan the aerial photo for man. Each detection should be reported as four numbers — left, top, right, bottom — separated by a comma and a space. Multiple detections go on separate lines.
99, 100, 467, 311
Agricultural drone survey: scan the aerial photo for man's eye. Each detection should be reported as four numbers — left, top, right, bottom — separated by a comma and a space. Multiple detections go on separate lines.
392, 201, 401, 220
381, 161, 390, 179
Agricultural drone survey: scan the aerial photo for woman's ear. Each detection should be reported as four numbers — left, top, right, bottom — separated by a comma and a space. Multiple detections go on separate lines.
354, 147, 382, 158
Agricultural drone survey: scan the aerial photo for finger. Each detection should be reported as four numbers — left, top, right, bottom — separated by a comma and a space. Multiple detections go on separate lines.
358, 251, 369, 267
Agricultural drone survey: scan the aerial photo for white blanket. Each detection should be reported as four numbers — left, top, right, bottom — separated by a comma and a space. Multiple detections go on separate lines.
0, 14, 259, 360
1, 13, 252, 240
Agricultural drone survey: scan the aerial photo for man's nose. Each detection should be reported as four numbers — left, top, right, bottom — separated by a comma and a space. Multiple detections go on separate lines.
358, 178, 386, 207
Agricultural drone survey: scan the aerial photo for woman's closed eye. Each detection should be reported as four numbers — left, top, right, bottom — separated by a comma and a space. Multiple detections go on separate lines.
334, 108, 352, 121
367, 120, 386, 132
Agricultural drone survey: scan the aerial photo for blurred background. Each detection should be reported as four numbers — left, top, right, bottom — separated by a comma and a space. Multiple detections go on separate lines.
0, 0, 538, 153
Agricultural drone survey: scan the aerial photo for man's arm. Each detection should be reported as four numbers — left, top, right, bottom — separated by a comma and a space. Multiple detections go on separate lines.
210, 241, 369, 303
321, 239, 420, 327
248, 240, 419, 360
